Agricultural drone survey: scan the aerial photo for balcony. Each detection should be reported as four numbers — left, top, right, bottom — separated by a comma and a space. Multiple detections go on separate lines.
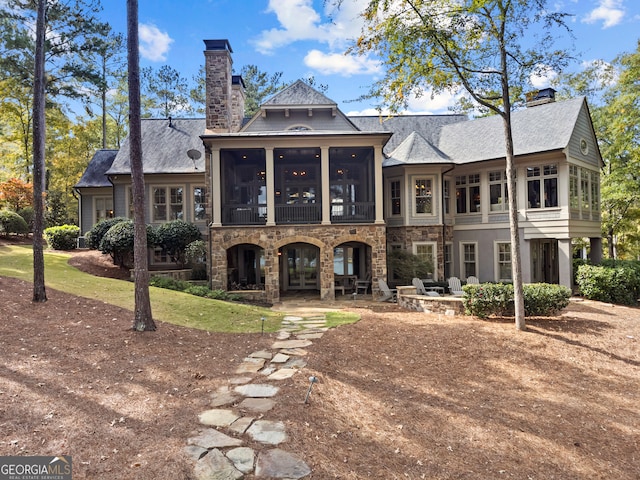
223, 205, 267, 225
331, 202, 375, 223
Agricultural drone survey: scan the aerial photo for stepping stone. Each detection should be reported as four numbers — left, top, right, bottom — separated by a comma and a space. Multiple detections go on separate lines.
255, 449, 312, 479
271, 353, 290, 363
234, 383, 279, 398
280, 348, 308, 356
271, 339, 313, 349
284, 358, 308, 369
194, 448, 243, 480
228, 416, 254, 434
183, 445, 208, 461
276, 331, 291, 340
229, 376, 253, 385
249, 350, 273, 359
296, 333, 324, 340
188, 428, 243, 449
235, 357, 266, 374
259, 366, 277, 376
209, 391, 238, 407
246, 420, 287, 445
225, 447, 255, 474
238, 397, 275, 413
268, 368, 297, 380
283, 315, 303, 322
198, 409, 240, 427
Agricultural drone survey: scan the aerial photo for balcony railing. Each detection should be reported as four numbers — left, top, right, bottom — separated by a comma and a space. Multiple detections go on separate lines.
222, 205, 267, 225
275, 204, 321, 224
331, 202, 375, 223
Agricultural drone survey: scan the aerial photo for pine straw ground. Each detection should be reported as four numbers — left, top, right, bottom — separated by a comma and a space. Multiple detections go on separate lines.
0, 246, 638, 479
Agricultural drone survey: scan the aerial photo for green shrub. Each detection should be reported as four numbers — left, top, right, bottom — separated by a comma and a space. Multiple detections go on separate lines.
43, 224, 80, 250
0, 209, 29, 236
387, 250, 433, 286
99, 220, 158, 268
156, 220, 202, 267
149, 276, 190, 291
185, 239, 207, 280
85, 217, 128, 249
576, 264, 640, 306
17, 206, 34, 232
150, 276, 239, 301
463, 282, 572, 318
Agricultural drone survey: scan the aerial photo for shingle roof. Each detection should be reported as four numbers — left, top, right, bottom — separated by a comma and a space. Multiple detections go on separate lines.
262, 80, 337, 106
384, 132, 450, 167
74, 149, 118, 188
349, 114, 467, 154
107, 118, 206, 175
437, 97, 586, 164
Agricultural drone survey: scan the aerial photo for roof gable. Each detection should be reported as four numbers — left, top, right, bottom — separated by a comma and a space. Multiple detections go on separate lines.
75, 149, 118, 188
108, 118, 206, 175
262, 80, 337, 107
384, 132, 450, 167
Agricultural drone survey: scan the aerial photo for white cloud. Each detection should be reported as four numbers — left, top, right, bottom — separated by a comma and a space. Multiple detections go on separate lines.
582, 0, 625, 28
304, 50, 380, 76
529, 64, 559, 89
346, 88, 461, 116
139, 23, 173, 62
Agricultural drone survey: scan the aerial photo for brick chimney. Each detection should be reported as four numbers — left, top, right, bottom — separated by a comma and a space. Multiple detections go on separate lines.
204, 39, 237, 133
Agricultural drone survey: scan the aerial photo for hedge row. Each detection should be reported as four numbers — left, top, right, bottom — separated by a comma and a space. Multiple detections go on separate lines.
463, 283, 572, 318
149, 276, 238, 301
575, 263, 640, 306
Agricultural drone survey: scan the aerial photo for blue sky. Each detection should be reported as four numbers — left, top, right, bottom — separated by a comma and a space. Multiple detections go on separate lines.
99, 0, 640, 115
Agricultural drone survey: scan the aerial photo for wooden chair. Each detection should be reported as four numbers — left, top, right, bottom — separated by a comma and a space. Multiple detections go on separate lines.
466, 275, 480, 284
447, 276, 464, 296
355, 274, 371, 294
377, 279, 397, 302
413, 277, 441, 296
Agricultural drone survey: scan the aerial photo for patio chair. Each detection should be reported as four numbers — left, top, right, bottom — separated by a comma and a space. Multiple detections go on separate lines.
413, 278, 441, 297
447, 276, 464, 296
377, 279, 397, 302
466, 275, 480, 284
355, 274, 371, 294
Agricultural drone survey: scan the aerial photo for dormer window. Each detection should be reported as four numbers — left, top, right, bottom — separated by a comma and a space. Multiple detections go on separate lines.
288, 125, 312, 131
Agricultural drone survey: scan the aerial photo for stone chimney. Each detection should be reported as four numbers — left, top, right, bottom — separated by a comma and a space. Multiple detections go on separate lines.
525, 87, 556, 107
231, 75, 246, 132
204, 39, 235, 133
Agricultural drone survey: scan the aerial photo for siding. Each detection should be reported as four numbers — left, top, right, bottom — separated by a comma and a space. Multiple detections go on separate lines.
243, 109, 356, 132
567, 103, 601, 167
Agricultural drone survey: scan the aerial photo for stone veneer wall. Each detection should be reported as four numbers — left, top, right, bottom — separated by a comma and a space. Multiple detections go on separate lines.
204, 47, 232, 132
208, 224, 387, 304
386, 225, 453, 281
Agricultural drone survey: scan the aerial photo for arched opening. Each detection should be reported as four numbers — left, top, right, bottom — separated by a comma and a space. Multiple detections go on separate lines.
334, 241, 371, 293
279, 242, 320, 294
227, 243, 265, 290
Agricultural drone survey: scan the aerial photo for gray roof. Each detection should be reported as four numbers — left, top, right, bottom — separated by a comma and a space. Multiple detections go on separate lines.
262, 80, 337, 106
107, 118, 206, 175
437, 97, 586, 164
384, 132, 450, 167
75, 149, 118, 188
349, 114, 467, 154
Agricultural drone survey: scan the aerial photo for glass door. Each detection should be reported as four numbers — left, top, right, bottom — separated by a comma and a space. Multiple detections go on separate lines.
286, 246, 319, 290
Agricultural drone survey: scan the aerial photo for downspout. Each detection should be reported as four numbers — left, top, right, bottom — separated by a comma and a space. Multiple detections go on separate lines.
441, 164, 455, 280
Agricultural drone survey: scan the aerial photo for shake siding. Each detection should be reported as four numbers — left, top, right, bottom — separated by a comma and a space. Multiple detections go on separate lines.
243, 110, 356, 132
568, 106, 601, 167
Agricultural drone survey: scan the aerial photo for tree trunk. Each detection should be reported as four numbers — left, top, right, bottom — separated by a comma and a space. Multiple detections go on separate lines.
31, 0, 47, 303
127, 0, 155, 331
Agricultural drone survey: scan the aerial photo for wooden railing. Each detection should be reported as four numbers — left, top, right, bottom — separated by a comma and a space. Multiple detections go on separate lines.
222, 202, 374, 225
275, 204, 321, 224
222, 205, 267, 225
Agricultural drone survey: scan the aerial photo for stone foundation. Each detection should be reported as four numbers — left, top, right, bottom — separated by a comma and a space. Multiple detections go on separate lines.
397, 285, 464, 315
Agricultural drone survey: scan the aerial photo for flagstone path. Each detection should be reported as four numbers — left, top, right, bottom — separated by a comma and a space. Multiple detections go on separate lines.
184, 314, 329, 479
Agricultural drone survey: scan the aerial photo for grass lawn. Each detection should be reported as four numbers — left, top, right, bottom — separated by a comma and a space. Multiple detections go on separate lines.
0, 244, 286, 333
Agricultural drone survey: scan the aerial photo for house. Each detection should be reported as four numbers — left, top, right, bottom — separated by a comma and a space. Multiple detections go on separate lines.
75, 39, 603, 304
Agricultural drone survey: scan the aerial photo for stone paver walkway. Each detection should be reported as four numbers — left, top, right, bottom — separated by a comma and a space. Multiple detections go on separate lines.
185, 314, 329, 479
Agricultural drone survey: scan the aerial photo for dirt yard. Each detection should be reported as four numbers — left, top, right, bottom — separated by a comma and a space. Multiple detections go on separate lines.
0, 244, 638, 479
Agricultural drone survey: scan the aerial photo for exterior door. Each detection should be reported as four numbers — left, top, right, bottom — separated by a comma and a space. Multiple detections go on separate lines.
285, 245, 319, 290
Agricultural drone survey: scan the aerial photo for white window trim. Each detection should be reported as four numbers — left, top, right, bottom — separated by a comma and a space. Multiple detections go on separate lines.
494, 241, 512, 283
411, 175, 436, 216
413, 241, 438, 281
151, 184, 186, 223
387, 177, 403, 217
459, 241, 478, 281
192, 185, 207, 223
444, 241, 453, 280
93, 196, 114, 224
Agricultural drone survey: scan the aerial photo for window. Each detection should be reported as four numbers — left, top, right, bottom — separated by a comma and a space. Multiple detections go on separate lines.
413, 242, 437, 280
444, 243, 452, 280
95, 197, 113, 223
153, 186, 184, 222
489, 171, 508, 212
460, 242, 477, 279
193, 186, 207, 221
456, 174, 480, 214
390, 180, 401, 215
590, 171, 599, 212
414, 178, 433, 214
527, 164, 557, 208
569, 165, 579, 209
334, 246, 355, 275
495, 242, 512, 282
444, 180, 450, 215
581, 169, 590, 211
